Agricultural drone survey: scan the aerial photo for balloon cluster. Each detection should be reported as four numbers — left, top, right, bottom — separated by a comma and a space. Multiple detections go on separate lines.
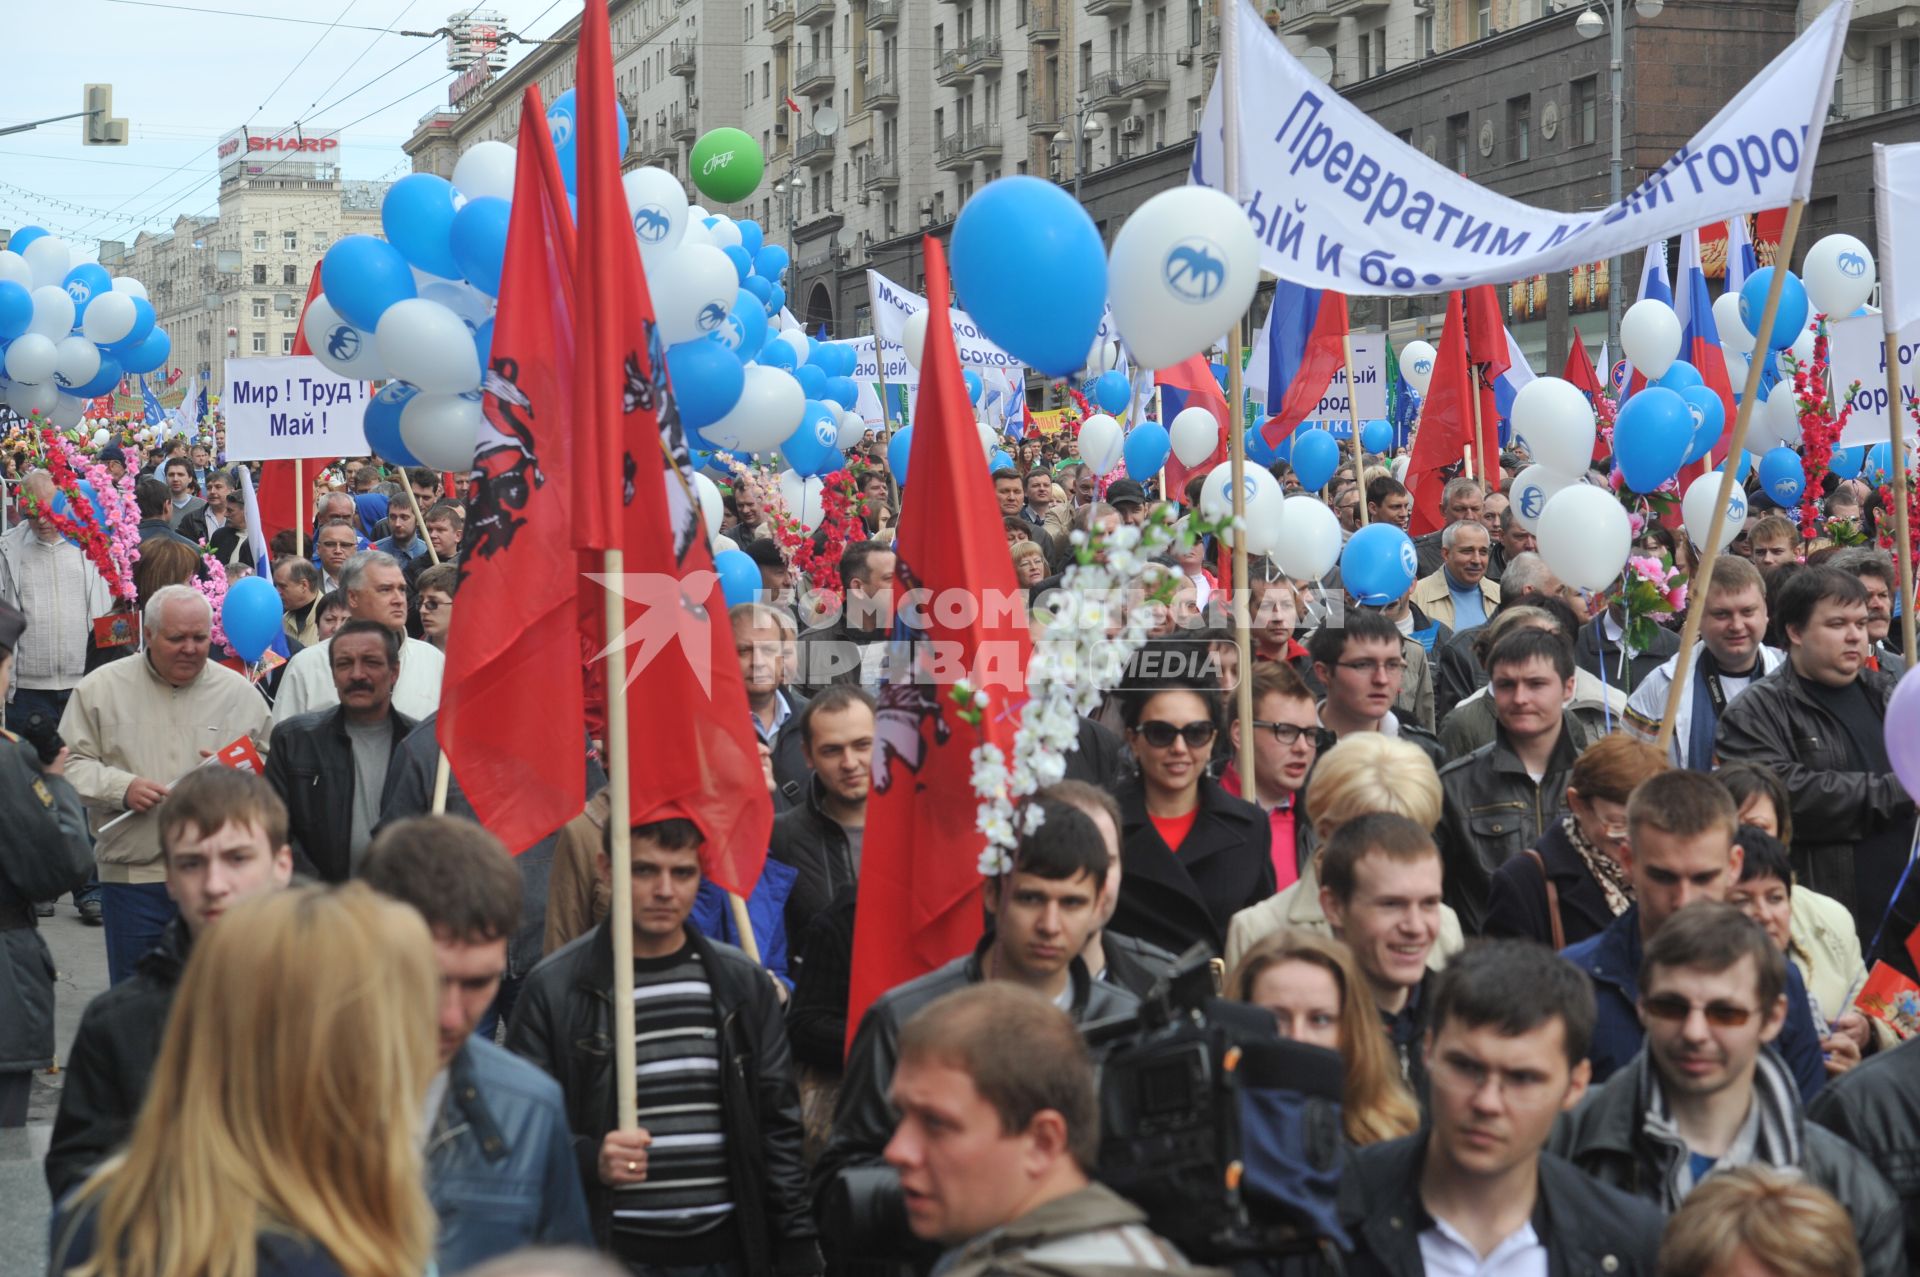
0, 227, 169, 428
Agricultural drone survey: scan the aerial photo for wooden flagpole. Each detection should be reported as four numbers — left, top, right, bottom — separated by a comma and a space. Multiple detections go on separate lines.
603, 546, 637, 1130
1656, 199, 1807, 756
1883, 335, 1918, 664
294, 459, 304, 557
1220, 0, 1254, 790
1344, 336, 1368, 527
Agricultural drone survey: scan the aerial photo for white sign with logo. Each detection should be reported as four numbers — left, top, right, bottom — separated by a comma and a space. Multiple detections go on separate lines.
223, 356, 371, 461
1826, 313, 1920, 446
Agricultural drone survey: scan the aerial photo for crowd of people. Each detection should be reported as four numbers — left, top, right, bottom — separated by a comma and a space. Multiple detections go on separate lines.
0, 416, 1914, 1277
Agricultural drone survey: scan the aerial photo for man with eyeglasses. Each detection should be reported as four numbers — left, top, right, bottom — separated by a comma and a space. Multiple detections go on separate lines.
1561, 771, 1829, 1104
1306, 610, 1444, 768
1223, 660, 1326, 893
1550, 903, 1902, 1274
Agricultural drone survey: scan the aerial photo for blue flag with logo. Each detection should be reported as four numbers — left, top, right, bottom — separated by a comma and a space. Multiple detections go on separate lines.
140, 375, 166, 429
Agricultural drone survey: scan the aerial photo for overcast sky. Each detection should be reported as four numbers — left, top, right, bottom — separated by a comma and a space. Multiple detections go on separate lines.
1, 1, 583, 264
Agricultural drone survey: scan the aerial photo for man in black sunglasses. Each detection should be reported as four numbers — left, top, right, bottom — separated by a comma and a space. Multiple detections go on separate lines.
1550, 903, 1903, 1274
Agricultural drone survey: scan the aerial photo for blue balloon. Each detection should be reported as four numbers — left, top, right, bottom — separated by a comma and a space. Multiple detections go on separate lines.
1655, 361, 1702, 393
381, 173, 464, 280
951, 175, 1106, 377
222, 575, 285, 664
715, 548, 762, 608
823, 375, 859, 411
1829, 445, 1864, 482
755, 243, 791, 280
737, 220, 764, 257
7, 226, 47, 256
1757, 446, 1805, 506
758, 337, 797, 371
71, 352, 120, 399
1092, 370, 1130, 414
1360, 418, 1394, 454
111, 296, 156, 353
665, 338, 746, 429
965, 370, 985, 405
1613, 386, 1693, 492
989, 449, 1014, 471
742, 275, 772, 305
322, 235, 417, 332
1248, 425, 1286, 467
1291, 429, 1342, 491
782, 400, 844, 477
545, 88, 629, 194
119, 327, 170, 376
717, 290, 768, 359
1739, 267, 1810, 351
1716, 449, 1754, 484
888, 424, 913, 486
60, 263, 113, 321
1678, 385, 1726, 466
1341, 523, 1420, 606
450, 197, 511, 297
794, 363, 827, 399
474, 317, 495, 370
723, 244, 752, 283
1123, 421, 1171, 481
363, 382, 423, 465
805, 335, 822, 365
834, 343, 861, 378
766, 282, 785, 315
0, 281, 31, 341
1865, 441, 1896, 485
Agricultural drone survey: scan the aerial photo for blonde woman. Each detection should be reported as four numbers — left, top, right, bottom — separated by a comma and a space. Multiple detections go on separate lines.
1222, 733, 1464, 970
1227, 930, 1420, 1147
1657, 1168, 1861, 1277
52, 884, 440, 1277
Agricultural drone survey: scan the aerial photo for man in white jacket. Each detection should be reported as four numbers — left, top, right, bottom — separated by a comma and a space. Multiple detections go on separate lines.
1624, 555, 1782, 769
271, 550, 444, 726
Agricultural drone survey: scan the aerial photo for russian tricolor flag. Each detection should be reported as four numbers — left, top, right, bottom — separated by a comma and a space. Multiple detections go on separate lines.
1254, 279, 1349, 448
1675, 225, 1737, 475
1155, 354, 1230, 499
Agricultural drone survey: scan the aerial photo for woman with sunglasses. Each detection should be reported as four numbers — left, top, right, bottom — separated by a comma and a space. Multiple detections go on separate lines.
1107, 671, 1274, 956
1483, 733, 1670, 950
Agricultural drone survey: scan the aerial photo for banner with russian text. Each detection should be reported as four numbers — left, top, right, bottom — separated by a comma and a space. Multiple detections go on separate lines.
1194, 0, 1849, 295
222, 356, 371, 460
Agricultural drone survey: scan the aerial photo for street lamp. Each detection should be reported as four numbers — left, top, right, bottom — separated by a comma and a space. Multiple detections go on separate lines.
1579, 0, 1663, 361
1050, 104, 1105, 203
772, 171, 802, 254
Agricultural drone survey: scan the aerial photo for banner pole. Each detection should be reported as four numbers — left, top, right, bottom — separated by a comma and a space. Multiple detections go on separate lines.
1155, 385, 1167, 501
729, 892, 762, 963
1883, 336, 1918, 664
431, 751, 451, 814
404, 467, 441, 566
603, 546, 637, 1131
1656, 198, 1807, 757
1219, 0, 1253, 790
1344, 336, 1368, 528
294, 458, 304, 558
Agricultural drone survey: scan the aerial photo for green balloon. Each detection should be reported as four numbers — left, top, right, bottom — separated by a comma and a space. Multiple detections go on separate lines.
690, 128, 765, 205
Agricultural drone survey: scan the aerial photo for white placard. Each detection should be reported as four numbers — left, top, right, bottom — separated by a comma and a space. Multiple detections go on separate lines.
222, 357, 371, 461
1826, 313, 1920, 446
1306, 334, 1387, 421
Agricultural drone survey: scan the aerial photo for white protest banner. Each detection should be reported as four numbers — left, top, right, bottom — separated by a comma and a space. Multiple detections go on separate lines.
1827, 313, 1920, 446
1195, 0, 1849, 295
222, 356, 371, 460
866, 269, 1024, 371
1310, 335, 1386, 421
1875, 142, 1920, 332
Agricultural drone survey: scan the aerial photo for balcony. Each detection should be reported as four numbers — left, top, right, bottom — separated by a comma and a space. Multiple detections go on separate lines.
1114, 52, 1170, 97
935, 122, 1003, 169
1281, 0, 1337, 36
864, 155, 901, 190
794, 55, 836, 95
1022, 0, 1062, 40
1326, 0, 1390, 14
798, 0, 835, 26
1201, 17, 1221, 64
936, 34, 1003, 85
1024, 95, 1063, 134
669, 38, 697, 76
765, 0, 795, 31
1086, 0, 1131, 15
669, 104, 698, 141
866, 0, 900, 24
863, 73, 899, 109
1085, 65, 1133, 111
797, 130, 836, 167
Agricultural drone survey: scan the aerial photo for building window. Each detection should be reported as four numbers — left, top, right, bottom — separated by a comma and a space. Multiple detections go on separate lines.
251, 297, 268, 319
251, 332, 266, 354
1878, 43, 1895, 113
1905, 37, 1920, 106
1358, 34, 1370, 79
253, 231, 268, 251
283, 230, 298, 252
1416, 12, 1434, 56
282, 333, 296, 354
1447, 112, 1469, 173
1506, 94, 1530, 163
1476, 0, 1491, 38
1017, 69, 1028, 115
283, 265, 298, 285
1571, 76, 1597, 146
252, 264, 267, 285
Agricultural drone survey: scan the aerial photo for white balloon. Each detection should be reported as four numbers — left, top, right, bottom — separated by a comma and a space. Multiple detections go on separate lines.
1803, 234, 1876, 317
1509, 464, 1578, 532
52, 394, 87, 428
1621, 299, 1682, 379
1536, 483, 1632, 593
692, 471, 723, 540
375, 298, 482, 394
417, 279, 495, 330
51, 336, 100, 391
1400, 341, 1437, 394
705, 218, 743, 250
704, 365, 806, 452
27, 286, 75, 341
624, 167, 690, 261
1788, 323, 1817, 371
835, 409, 866, 449
714, 534, 740, 554
110, 275, 148, 300
8, 379, 58, 416
1508, 377, 1596, 476
689, 205, 711, 223
399, 391, 484, 470
677, 220, 715, 250
775, 328, 810, 366
22, 237, 70, 289
304, 295, 390, 381
81, 291, 136, 345
1681, 472, 1749, 553
902, 310, 929, 370
1107, 186, 1260, 370
1714, 293, 1754, 356
977, 420, 1000, 458
91, 426, 110, 446
1169, 406, 1220, 468
1199, 463, 1281, 549
0, 251, 29, 289
1723, 346, 1752, 388
452, 141, 517, 201
1078, 413, 1123, 475
1764, 385, 1802, 447
4, 333, 57, 384
651, 244, 741, 346
1271, 494, 1343, 580
778, 469, 826, 530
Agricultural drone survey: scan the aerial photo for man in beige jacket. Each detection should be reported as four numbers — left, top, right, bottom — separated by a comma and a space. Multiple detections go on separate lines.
60, 585, 272, 985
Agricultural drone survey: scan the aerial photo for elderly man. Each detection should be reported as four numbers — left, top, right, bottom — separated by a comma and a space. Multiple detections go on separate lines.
313, 520, 358, 594
1410, 519, 1502, 631
59, 585, 272, 984
1413, 477, 1484, 576
1486, 503, 1538, 584
272, 550, 444, 726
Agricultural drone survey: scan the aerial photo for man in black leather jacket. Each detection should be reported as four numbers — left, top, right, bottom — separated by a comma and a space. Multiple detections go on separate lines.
1810, 1036, 1920, 1263
769, 687, 873, 978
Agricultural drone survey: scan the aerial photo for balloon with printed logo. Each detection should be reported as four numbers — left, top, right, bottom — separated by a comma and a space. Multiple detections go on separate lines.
758, 336, 797, 370
651, 244, 739, 346
51, 336, 99, 392
702, 364, 805, 452
118, 327, 170, 376
27, 286, 74, 342
1339, 522, 1420, 605
0, 281, 30, 342
1290, 428, 1341, 491
1360, 418, 1394, 454
545, 88, 629, 194
80, 290, 134, 346
1400, 340, 1437, 395
322, 235, 418, 332
222, 575, 286, 664
1108, 186, 1260, 370
399, 391, 484, 471
665, 337, 746, 430
382, 173, 465, 279
71, 352, 120, 399
1613, 386, 1692, 491
1621, 299, 1682, 379
449, 197, 511, 297
1078, 413, 1123, 474
965, 369, 986, 406
1169, 406, 1220, 468
452, 140, 518, 202
781, 400, 844, 477
765, 281, 785, 316
1200, 462, 1282, 551
1509, 464, 1576, 532
1803, 235, 1877, 317
1738, 267, 1809, 351
60, 263, 112, 323
376, 299, 481, 394
624, 167, 690, 263
1122, 421, 1171, 481
715, 548, 762, 608
1092, 369, 1130, 414
303, 295, 389, 380
714, 288, 768, 359
952, 176, 1106, 377
1681, 473, 1748, 553
1536, 484, 1631, 593
1653, 360, 1702, 393
690, 127, 765, 204
1829, 445, 1863, 482
1715, 293, 1754, 356
4, 333, 56, 384
888, 424, 913, 485
1678, 385, 1726, 466
22, 236, 69, 289
363, 382, 423, 466
1757, 447, 1804, 506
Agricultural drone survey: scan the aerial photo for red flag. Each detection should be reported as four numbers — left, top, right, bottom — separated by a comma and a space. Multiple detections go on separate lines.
258, 265, 335, 542
1462, 284, 1507, 481
845, 235, 1033, 1051
1405, 292, 1479, 536
1155, 354, 1230, 502
1563, 330, 1603, 398
575, 0, 770, 894
439, 87, 588, 855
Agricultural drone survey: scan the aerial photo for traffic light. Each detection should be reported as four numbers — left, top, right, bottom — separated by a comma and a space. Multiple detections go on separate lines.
83, 85, 127, 146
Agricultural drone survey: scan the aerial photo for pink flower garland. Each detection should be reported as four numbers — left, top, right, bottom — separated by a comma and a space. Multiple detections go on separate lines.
193, 555, 230, 651
78, 463, 142, 601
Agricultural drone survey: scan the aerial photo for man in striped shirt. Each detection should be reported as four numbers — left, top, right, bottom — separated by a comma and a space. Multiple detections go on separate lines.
509, 816, 820, 1277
